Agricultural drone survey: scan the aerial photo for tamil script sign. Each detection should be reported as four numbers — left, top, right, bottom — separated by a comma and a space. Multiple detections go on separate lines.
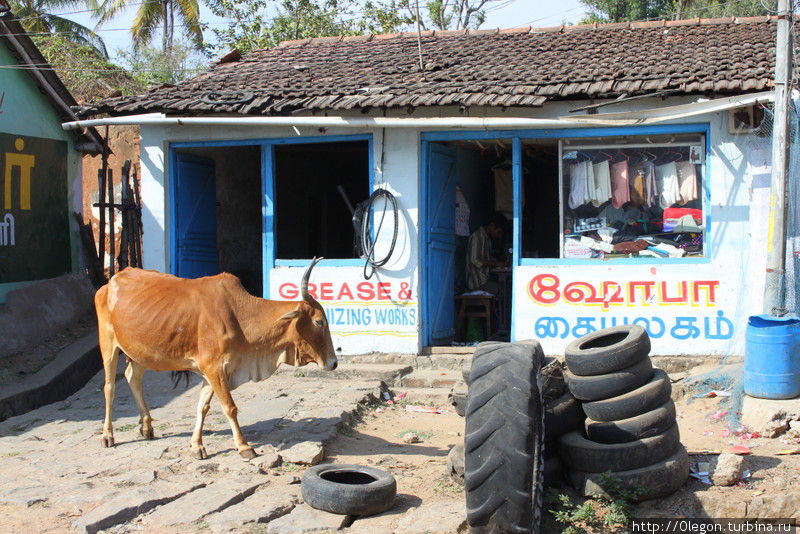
514, 266, 744, 356
0, 132, 70, 283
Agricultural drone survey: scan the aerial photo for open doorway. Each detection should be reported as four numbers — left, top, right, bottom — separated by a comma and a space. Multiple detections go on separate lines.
172, 145, 263, 295
424, 139, 514, 346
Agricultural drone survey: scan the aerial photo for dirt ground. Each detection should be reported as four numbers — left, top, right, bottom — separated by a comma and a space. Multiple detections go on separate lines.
0, 317, 94, 389
326, 398, 466, 504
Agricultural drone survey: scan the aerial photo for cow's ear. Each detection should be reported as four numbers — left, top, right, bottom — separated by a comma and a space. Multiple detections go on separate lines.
278, 308, 302, 321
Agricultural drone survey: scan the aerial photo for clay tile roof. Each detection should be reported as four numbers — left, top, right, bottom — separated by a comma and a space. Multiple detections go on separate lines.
93, 17, 786, 117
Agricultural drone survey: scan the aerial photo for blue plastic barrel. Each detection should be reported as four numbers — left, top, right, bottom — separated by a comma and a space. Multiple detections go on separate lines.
745, 315, 800, 399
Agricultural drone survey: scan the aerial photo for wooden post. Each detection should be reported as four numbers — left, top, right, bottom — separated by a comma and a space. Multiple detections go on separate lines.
97, 168, 106, 273
108, 168, 115, 277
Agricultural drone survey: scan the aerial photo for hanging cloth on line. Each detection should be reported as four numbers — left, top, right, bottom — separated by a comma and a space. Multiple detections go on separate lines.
676, 161, 699, 205
611, 160, 630, 209
643, 161, 657, 208
591, 160, 612, 206
655, 162, 680, 209
455, 186, 470, 237
568, 161, 591, 209
629, 164, 646, 207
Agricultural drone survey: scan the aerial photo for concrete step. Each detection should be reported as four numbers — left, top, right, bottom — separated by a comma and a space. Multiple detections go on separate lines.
277, 362, 413, 384
398, 369, 462, 389
339, 352, 470, 371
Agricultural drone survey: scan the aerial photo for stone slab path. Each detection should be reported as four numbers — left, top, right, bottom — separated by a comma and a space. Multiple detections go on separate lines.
0, 362, 388, 533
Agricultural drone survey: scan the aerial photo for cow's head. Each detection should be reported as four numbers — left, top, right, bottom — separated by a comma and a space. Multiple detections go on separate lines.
279, 257, 337, 371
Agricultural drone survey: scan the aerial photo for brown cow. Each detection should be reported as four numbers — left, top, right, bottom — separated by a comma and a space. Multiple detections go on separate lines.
94, 257, 336, 459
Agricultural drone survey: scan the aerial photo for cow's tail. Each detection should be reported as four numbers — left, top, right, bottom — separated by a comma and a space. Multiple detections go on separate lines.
170, 371, 191, 389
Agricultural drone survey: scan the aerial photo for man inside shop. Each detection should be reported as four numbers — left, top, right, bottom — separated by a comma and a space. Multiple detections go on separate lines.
466, 212, 508, 293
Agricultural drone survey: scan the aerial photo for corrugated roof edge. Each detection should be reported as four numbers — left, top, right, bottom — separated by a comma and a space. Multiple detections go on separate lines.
276, 15, 781, 47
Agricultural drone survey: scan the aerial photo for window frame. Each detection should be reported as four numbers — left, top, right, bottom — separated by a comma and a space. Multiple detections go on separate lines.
420, 123, 711, 268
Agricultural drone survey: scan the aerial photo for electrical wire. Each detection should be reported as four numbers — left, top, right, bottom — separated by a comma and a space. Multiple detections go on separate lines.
357, 188, 398, 280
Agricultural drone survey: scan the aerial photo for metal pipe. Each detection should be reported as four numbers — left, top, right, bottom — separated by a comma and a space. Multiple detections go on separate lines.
61, 92, 775, 131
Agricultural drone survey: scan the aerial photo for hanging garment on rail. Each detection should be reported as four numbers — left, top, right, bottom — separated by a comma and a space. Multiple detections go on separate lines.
568, 161, 591, 209
591, 160, 612, 206
629, 164, 647, 207
676, 161, 699, 205
644, 161, 657, 208
611, 160, 630, 209
455, 186, 471, 237
655, 162, 680, 209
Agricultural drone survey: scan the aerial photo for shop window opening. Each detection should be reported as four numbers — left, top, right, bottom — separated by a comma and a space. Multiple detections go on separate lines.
522, 133, 706, 260
274, 141, 370, 260
426, 140, 514, 346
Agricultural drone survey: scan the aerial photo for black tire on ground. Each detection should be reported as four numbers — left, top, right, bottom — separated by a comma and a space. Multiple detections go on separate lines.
543, 454, 564, 488
464, 341, 546, 533
544, 392, 585, 441
582, 368, 672, 422
450, 391, 468, 417
557, 423, 680, 473
564, 357, 654, 402
585, 400, 677, 444
301, 464, 397, 516
448, 443, 465, 485
567, 445, 690, 502
564, 325, 651, 376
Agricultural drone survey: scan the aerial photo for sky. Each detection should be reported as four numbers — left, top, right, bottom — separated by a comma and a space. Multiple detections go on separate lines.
62, 0, 588, 63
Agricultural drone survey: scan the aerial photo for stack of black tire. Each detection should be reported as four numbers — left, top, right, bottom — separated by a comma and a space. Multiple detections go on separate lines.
560, 325, 689, 501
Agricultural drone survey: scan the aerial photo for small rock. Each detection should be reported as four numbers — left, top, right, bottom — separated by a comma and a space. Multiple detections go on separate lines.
281, 442, 324, 465
287, 476, 301, 485
789, 419, 800, 433
267, 503, 348, 533
710, 453, 745, 486
762, 410, 790, 438
395, 501, 467, 533
253, 448, 282, 471
401, 432, 420, 444
447, 444, 465, 486
376, 455, 397, 467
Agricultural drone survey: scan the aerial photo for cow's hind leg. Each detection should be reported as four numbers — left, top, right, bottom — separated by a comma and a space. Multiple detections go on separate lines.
124, 360, 154, 440
100, 337, 120, 448
190, 381, 214, 459
205, 370, 257, 459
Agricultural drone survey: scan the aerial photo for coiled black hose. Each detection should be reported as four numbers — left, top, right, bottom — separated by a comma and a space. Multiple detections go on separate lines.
355, 188, 398, 280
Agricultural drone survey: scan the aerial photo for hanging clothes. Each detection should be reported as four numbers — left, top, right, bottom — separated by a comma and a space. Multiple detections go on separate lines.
610, 160, 630, 209
591, 160, 612, 206
568, 161, 590, 209
655, 162, 680, 209
455, 186, 470, 237
494, 168, 514, 213
676, 161, 699, 205
629, 164, 646, 207
643, 161, 657, 208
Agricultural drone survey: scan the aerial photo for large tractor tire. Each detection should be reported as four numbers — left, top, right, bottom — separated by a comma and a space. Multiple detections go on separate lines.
464, 342, 546, 533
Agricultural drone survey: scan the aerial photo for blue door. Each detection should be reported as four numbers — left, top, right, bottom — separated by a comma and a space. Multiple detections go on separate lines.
425, 143, 457, 345
174, 153, 219, 278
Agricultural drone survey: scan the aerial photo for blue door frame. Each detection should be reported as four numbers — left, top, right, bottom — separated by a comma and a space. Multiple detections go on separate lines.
169, 134, 374, 298
419, 123, 711, 346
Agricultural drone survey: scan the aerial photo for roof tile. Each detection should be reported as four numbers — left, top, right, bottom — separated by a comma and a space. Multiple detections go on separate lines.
93, 17, 787, 117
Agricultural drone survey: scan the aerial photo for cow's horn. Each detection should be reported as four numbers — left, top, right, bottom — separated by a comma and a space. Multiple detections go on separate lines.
301, 257, 323, 301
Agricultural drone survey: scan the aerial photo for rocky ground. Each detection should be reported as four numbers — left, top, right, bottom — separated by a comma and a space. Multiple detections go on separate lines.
0, 359, 466, 534
2, 353, 800, 534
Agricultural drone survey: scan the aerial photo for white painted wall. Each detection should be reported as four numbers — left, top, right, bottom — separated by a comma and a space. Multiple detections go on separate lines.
137, 96, 768, 356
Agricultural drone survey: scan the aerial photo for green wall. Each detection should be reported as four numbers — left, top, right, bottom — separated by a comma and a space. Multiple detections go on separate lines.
0, 44, 80, 302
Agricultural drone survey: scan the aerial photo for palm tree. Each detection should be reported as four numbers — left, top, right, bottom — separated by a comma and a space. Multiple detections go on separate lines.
92, 0, 202, 52
9, 0, 108, 57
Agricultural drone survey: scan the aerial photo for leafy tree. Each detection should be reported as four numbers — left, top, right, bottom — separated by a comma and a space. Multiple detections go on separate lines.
581, 0, 770, 22
117, 40, 204, 86
33, 34, 142, 100
209, 0, 504, 55
8, 0, 108, 57
91, 0, 202, 52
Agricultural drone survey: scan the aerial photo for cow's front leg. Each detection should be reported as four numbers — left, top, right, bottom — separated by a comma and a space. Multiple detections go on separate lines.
190, 381, 214, 459
206, 371, 256, 459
